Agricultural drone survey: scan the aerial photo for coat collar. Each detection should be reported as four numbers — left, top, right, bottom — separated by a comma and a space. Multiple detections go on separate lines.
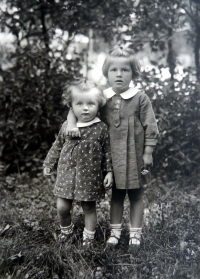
103, 86, 140, 100
77, 117, 101, 127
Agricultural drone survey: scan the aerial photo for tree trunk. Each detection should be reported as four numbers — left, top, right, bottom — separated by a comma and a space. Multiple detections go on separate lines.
167, 27, 176, 82
194, 6, 200, 81
194, 28, 200, 81
40, 2, 49, 51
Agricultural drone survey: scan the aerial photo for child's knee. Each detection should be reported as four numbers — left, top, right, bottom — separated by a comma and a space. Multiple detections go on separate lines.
57, 198, 72, 216
81, 201, 96, 214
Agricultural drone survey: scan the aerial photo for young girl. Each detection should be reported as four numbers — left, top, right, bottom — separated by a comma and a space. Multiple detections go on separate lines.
43, 79, 113, 246
67, 46, 159, 246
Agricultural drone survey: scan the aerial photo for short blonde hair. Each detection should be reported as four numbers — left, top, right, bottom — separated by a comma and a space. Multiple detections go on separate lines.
62, 78, 106, 108
102, 46, 140, 79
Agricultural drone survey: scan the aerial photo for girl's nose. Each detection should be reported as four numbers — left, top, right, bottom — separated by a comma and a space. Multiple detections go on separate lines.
117, 70, 122, 77
83, 105, 89, 110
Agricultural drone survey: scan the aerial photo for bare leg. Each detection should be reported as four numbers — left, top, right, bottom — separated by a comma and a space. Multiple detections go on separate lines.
81, 201, 97, 231
57, 197, 73, 227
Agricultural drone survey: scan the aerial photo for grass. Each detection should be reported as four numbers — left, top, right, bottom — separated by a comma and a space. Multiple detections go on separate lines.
0, 171, 199, 279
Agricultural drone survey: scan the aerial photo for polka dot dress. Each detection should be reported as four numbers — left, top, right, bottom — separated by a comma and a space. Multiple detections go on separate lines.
43, 121, 112, 201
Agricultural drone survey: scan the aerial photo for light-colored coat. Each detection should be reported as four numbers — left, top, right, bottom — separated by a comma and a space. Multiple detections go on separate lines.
100, 87, 159, 189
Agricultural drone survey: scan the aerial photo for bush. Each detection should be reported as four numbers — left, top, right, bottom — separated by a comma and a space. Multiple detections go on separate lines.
143, 68, 200, 176
0, 44, 81, 173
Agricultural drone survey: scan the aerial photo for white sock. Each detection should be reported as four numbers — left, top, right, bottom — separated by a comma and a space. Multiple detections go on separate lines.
129, 227, 142, 245
60, 223, 74, 235
83, 227, 95, 241
107, 224, 122, 245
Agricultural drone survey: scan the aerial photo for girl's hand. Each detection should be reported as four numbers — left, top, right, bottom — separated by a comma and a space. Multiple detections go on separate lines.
143, 153, 153, 168
66, 109, 80, 137
143, 146, 154, 168
66, 127, 81, 137
103, 172, 113, 190
43, 167, 52, 176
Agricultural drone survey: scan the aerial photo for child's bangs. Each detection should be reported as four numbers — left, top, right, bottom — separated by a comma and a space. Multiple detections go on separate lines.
103, 56, 134, 77
102, 56, 123, 77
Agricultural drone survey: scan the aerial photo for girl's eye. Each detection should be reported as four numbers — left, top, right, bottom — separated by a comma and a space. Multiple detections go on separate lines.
77, 102, 82, 105
88, 102, 94, 106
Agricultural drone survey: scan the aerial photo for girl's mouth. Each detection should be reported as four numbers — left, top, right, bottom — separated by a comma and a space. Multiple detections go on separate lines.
115, 80, 123, 83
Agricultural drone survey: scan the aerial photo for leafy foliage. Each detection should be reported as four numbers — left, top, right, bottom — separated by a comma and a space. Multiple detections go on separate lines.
0, 44, 78, 172
0, 0, 199, 176
0, 0, 135, 173
141, 68, 200, 175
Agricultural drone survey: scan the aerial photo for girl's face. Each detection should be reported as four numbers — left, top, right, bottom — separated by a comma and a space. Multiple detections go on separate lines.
71, 88, 99, 123
107, 57, 133, 94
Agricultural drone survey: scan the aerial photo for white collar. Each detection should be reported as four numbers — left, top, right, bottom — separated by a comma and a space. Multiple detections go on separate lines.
77, 117, 101, 127
103, 86, 140, 100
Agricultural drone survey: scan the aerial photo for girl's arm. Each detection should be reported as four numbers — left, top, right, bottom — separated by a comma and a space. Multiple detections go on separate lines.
43, 122, 66, 172
101, 127, 113, 173
66, 109, 81, 137
139, 94, 159, 167
101, 125, 113, 189
140, 95, 159, 146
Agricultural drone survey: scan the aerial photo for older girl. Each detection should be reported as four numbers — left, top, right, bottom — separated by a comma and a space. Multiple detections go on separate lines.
43, 79, 113, 246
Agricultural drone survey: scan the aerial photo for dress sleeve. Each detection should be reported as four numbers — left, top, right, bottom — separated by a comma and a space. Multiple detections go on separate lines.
139, 94, 159, 146
101, 125, 113, 172
43, 121, 67, 169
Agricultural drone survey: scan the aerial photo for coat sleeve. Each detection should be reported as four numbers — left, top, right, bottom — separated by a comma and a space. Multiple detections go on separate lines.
139, 94, 159, 146
43, 121, 67, 170
101, 124, 113, 172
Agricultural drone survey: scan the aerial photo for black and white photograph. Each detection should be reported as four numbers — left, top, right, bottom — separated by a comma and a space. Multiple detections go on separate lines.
0, 0, 199, 278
